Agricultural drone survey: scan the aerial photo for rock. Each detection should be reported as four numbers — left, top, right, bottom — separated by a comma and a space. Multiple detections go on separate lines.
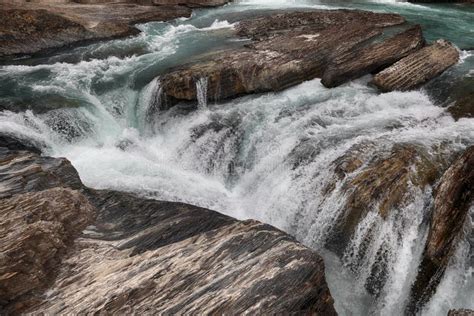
0, 0, 229, 59
448, 91, 474, 120
0, 134, 43, 154
160, 10, 408, 106
372, 39, 460, 92
321, 25, 425, 88
407, 146, 474, 314
448, 310, 474, 316
0, 144, 336, 314
0, 188, 95, 305
332, 145, 438, 248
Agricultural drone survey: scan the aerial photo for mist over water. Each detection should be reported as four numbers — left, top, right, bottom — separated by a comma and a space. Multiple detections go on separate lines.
0, 0, 473, 315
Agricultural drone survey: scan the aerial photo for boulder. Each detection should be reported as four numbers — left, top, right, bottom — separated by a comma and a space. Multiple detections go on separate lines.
0, 0, 230, 58
372, 39, 460, 92
321, 25, 424, 87
0, 144, 336, 314
160, 10, 410, 106
407, 146, 474, 313
448, 310, 474, 316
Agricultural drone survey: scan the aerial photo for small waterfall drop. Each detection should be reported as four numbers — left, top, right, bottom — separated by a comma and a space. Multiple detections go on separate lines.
196, 77, 209, 110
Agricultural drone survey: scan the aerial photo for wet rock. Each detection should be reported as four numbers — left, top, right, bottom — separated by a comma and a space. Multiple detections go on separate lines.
0, 145, 336, 314
0, 134, 43, 154
161, 10, 408, 105
448, 91, 474, 120
408, 146, 474, 313
448, 309, 474, 316
372, 39, 460, 91
0, 188, 95, 305
0, 0, 229, 59
321, 25, 425, 88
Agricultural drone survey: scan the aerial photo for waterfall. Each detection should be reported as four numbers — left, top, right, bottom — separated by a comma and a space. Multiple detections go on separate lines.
196, 77, 209, 110
0, 4, 472, 314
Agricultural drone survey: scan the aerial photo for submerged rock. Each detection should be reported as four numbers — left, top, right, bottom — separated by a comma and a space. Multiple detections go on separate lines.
372, 39, 460, 92
0, 144, 336, 314
408, 146, 474, 313
449, 310, 474, 316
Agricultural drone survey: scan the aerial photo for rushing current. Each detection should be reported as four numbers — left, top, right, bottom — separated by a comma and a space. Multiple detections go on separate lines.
0, 0, 473, 315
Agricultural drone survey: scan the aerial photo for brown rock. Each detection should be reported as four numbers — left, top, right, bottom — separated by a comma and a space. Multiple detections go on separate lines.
0, 188, 95, 304
448, 310, 474, 316
0, 0, 230, 58
0, 144, 337, 314
160, 10, 408, 106
372, 39, 460, 92
321, 25, 425, 88
448, 91, 474, 120
408, 146, 474, 313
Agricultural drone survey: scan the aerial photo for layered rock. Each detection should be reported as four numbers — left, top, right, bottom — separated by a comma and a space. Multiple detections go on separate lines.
321, 25, 424, 87
449, 310, 474, 316
0, 0, 228, 58
407, 146, 474, 313
0, 142, 336, 314
160, 10, 416, 106
372, 39, 460, 91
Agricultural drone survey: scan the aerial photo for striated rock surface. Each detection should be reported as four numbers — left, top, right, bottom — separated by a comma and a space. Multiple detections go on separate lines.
330, 145, 439, 250
160, 10, 415, 106
0, 188, 94, 305
372, 39, 460, 91
0, 0, 228, 58
449, 310, 474, 316
321, 25, 424, 87
0, 141, 336, 314
408, 146, 474, 313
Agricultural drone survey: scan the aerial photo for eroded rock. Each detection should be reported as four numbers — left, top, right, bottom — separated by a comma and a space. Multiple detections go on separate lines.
0, 144, 337, 314
408, 146, 474, 313
372, 39, 460, 92
161, 10, 410, 106
0, 188, 94, 305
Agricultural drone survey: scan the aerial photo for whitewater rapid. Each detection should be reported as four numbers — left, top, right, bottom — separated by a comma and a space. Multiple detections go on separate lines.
0, 1, 473, 315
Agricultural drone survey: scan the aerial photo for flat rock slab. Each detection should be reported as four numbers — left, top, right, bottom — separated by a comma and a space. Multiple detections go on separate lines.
0, 142, 336, 315
372, 39, 460, 91
160, 10, 413, 106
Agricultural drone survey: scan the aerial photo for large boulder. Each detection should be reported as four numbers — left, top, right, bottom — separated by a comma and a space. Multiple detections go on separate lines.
0, 144, 337, 314
321, 25, 424, 87
372, 39, 460, 92
407, 146, 474, 313
160, 10, 415, 106
0, 0, 230, 58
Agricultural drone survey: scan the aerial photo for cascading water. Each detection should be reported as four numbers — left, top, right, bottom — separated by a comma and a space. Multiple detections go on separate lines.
0, 1, 472, 315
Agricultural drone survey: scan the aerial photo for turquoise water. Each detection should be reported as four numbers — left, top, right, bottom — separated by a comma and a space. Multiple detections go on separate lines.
0, 1, 472, 315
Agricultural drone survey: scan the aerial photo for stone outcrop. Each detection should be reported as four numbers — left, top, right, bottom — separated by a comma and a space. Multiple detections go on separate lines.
0, 188, 94, 305
407, 146, 474, 313
448, 91, 474, 120
321, 25, 424, 87
160, 10, 419, 106
449, 310, 474, 316
0, 0, 228, 58
372, 39, 460, 92
0, 140, 336, 314
328, 145, 439, 252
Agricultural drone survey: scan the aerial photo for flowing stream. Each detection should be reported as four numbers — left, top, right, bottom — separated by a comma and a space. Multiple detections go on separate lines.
0, 0, 473, 315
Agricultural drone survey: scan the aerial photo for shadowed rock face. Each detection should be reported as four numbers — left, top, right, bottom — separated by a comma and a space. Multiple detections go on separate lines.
0, 0, 228, 58
321, 25, 424, 87
160, 10, 415, 106
408, 146, 474, 314
372, 39, 460, 92
0, 140, 336, 315
449, 310, 474, 316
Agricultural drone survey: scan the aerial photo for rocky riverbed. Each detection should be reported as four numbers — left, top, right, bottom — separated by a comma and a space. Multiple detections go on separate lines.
0, 0, 472, 315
